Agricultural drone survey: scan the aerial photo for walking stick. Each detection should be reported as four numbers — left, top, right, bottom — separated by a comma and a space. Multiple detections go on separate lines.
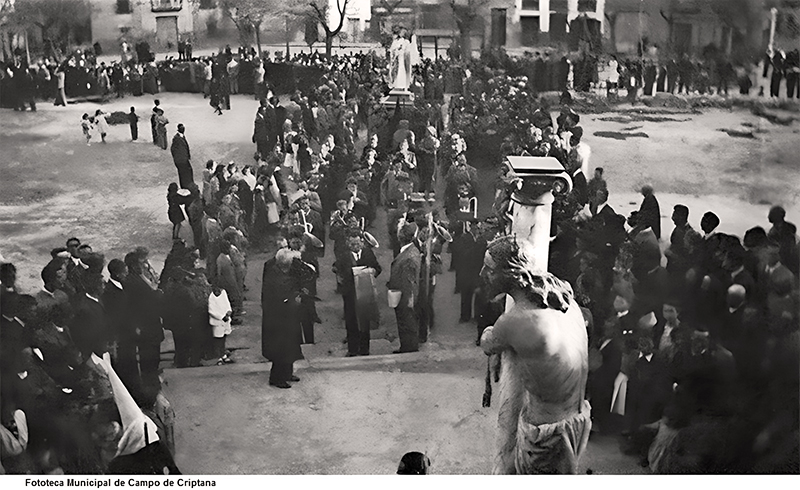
421, 212, 434, 335
482, 355, 492, 408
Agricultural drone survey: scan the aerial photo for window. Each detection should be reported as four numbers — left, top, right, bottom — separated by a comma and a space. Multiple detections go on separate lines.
578, 0, 597, 12
116, 0, 131, 14
520, 16, 540, 46
199, 0, 216, 9
151, 0, 182, 12
521, 0, 540, 11
491, 9, 507, 47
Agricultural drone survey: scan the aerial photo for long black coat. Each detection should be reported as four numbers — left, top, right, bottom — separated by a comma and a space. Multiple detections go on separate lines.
101, 282, 129, 344
70, 294, 108, 358
638, 193, 662, 240
124, 274, 164, 345
451, 231, 486, 292
261, 262, 303, 363
171, 133, 194, 189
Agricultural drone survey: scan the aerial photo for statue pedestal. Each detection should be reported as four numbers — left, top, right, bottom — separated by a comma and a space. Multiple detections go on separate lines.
505, 156, 573, 272
381, 88, 415, 108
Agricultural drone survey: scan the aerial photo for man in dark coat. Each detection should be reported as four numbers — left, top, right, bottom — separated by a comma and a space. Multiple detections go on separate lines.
635, 184, 661, 240
388, 223, 422, 353
170, 123, 194, 189
264, 98, 279, 154
102, 259, 135, 387
416, 126, 439, 194
298, 196, 325, 257
334, 231, 382, 356
253, 104, 270, 159
272, 96, 287, 149
151, 99, 161, 145
261, 249, 304, 388
588, 314, 624, 433
123, 249, 164, 390
451, 219, 487, 322
665, 204, 698, 287
69, 271, 108, 362
587, 188, 627, 290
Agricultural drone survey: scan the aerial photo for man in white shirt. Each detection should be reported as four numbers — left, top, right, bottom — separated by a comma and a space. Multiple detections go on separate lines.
227, 57, 239, 94
254, 58, 265, 101
203, 60, 212, 98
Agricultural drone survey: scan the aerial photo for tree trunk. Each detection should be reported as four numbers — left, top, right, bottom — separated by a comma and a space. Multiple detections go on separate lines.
255, 24, 262, 58
460, 26, 472, 60
285, 16, 290, 59
605, 13, 618, 53
325, 35, 333, 59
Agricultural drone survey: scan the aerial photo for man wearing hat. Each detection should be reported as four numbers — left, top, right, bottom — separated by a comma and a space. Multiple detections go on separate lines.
388, 222, 422, 353
170, 123, 194, 189
335, 230, 382, 357
297, 195, 325, 257
416, 126, 440, 195
450, 217, 487, 323
261, 248, 304, 388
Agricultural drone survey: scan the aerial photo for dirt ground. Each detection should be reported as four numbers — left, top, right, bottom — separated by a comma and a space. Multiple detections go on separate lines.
1, 92, 799, 474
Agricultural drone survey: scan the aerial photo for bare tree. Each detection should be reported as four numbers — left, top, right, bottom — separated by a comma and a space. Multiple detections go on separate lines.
218, 0, 275, 56
308, 0, 349, 59
7, 0, 91, 59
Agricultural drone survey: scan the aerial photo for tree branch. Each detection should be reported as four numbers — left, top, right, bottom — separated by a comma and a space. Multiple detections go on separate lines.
309, 2, 331, 34
332, 0, 347, 35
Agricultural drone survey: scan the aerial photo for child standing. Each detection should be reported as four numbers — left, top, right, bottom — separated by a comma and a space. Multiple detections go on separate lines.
129, 106, 139, 141
81, 113, 93, 146
94, 109, 109, 143
208, 284, 234, 365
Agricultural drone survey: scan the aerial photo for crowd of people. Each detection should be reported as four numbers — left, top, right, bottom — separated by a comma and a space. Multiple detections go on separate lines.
538, 174, 799, 472
0, 240, 180, 474
2, 36, 798, 474
601, 48, 800, 99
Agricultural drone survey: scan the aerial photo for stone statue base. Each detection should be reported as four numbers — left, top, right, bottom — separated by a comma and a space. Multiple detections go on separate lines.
381, 88, 415, 108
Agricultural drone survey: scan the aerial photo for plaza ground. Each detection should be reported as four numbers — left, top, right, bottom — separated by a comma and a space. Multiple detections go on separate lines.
1, 91, 799, 474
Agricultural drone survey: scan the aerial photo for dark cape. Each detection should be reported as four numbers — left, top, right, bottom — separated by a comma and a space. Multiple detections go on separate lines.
260, 261, 303, 363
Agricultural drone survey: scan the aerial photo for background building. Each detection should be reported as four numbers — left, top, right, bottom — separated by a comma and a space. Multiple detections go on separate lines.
81, 0, 799, 58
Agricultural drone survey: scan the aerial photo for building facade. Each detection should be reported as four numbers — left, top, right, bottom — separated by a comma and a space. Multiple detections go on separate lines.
403, 0, 607, 54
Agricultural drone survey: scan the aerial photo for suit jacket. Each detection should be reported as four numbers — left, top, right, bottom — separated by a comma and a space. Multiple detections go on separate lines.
101, 281, 130, 343
335, 247, 382, 297
638, 194, 661, 240
572, 171, 589, 208
170, 133, 191, 165
388, 244, 421, 307
261, 262, 303, 363
451, 231, 486, 291
302, 209, 325, 246
124, 274, 164, 344
70, 294, 108, 358
589, 203, 626, 254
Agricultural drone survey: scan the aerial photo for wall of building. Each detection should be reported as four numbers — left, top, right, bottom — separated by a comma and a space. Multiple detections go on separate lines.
138, 2, 195, 37
90, 0, 134, 51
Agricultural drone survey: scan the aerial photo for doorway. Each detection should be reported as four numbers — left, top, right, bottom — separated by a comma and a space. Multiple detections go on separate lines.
156, 16, 178, 50
491, 9, 507, 47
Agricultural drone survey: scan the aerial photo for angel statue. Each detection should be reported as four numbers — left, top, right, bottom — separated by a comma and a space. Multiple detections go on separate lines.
389, 26, 419, 92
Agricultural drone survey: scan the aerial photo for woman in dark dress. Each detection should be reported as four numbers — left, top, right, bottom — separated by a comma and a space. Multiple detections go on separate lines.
167, 183, 192, 240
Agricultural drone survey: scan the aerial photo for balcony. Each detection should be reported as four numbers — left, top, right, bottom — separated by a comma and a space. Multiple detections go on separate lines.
151, 0, 182, 12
